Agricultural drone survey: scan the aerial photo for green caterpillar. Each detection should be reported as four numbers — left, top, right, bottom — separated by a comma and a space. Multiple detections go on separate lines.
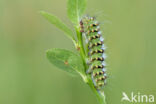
80, 16, 107, 90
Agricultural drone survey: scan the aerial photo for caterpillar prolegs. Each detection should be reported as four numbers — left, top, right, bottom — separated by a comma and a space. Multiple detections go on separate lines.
80, 16, 107, 90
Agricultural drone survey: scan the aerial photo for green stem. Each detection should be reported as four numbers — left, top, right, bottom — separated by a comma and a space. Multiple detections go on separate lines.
75, 26, 107, 104
76, 27, 87, 70
86, 77, 107, 104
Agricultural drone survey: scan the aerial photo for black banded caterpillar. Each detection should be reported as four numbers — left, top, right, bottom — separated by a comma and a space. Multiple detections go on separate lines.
80, 16, 107, 90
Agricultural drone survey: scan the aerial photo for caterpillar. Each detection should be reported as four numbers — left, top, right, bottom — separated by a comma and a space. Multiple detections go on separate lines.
80, 16, 107, 90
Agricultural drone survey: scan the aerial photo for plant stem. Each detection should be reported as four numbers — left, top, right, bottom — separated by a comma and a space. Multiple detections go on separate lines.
86, 77, 107, 104
76, 27, 87, 70
75, 26, 107, 104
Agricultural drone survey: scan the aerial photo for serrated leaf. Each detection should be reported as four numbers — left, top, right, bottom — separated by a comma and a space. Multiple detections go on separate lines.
67, 0, 87, 24
46, 48, 85, 76
40, 11, 76, 44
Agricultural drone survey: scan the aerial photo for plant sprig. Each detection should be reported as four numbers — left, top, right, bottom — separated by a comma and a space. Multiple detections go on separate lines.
40, 0, 107, 104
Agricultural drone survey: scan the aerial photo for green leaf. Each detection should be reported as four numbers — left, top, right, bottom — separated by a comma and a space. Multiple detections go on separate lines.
40, 11, 76, 44
67, 0, 87, 24
46, 48, 85, 76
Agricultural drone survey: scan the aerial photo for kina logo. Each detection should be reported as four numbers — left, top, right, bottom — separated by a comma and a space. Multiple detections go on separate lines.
121, 92, 154, 103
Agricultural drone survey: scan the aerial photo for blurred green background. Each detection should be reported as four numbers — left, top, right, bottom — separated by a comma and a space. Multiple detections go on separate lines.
0, 0, 156, 104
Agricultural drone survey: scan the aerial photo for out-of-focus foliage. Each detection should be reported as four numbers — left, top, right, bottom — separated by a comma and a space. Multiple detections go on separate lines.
0, 0, 156, 104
